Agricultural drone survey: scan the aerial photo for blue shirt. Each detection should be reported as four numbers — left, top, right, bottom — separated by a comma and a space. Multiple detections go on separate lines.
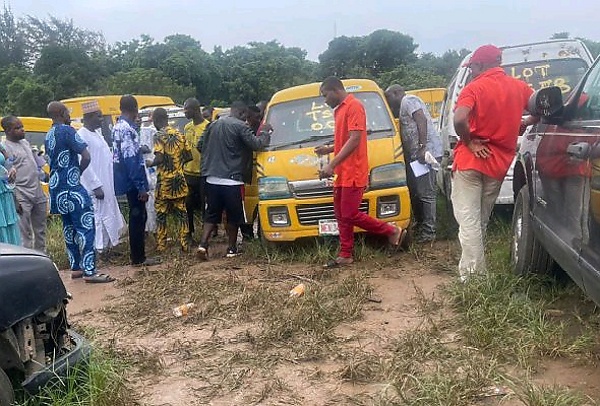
45, 123, 92, 215
112, 116, 148, 195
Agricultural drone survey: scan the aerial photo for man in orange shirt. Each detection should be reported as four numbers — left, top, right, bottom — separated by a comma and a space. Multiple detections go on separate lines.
316, 77, 404, 268
452, 45, 535, 282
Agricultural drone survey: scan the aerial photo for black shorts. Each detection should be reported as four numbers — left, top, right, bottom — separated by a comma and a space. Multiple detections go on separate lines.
204, 182, 245, 225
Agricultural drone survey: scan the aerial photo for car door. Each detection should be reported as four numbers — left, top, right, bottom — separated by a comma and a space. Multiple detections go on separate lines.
569, 61, 600, 303
532, 112, 591, 286
533, 122, 587, 285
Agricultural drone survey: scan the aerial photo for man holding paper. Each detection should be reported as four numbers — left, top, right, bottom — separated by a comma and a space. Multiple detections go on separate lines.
385, 85, 442, 243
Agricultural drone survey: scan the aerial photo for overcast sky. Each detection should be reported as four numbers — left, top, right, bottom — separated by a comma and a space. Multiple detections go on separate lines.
9, 0, 600, 60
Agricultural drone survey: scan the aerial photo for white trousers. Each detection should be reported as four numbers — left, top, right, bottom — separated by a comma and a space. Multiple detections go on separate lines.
451, 170, 502, 281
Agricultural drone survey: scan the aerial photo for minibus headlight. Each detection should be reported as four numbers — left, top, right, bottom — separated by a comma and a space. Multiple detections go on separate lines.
259, 177, 292, 200
369, 163, 407, 189
268, 207, 290, 226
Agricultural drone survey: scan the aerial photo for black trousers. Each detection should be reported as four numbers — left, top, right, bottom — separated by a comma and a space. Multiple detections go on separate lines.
185, 174, 205, 234
126, 189, 147, 265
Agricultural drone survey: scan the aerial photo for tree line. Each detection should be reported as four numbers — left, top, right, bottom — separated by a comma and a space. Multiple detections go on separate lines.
0, 6, 598, 117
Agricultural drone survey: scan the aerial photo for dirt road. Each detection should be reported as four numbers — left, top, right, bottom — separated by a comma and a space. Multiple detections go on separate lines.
60, 239, 600, 405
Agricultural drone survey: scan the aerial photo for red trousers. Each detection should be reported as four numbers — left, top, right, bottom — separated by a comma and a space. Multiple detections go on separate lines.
333, 187, 395, 258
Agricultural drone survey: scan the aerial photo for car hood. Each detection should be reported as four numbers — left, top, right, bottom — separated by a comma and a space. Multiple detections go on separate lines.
0, 244, 67, 331
0, 243, 47, 257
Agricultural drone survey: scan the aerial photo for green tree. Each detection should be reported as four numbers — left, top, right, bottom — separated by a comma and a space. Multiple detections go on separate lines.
0, 5, 26, 68
22, 15, 105, 62
0, 65, 30, 111
218, 41, 316, 103
318, 35, 364, 78
415, 49, 470, 81
6, 77, 53, 116
318, 30, 418, 78
98, 68, 195, 103
107, 34, 222, 103
34, 45, 100, 99
378, 65, 447, 91
362, 29, 418, 76
551, 32, 570, 39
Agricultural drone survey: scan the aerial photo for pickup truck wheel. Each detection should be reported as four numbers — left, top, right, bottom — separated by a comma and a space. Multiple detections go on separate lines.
511, 186, 553, 275
0, 369, 14, 406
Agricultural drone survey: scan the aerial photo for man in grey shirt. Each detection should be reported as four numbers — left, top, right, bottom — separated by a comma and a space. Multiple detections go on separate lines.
1, 116, 47, 252
386, 85, 442, 243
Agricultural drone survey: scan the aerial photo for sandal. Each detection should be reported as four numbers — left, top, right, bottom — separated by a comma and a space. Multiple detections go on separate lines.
71, 270, 84, 279
323, 257, 353, 269
83, 273, 116, 284
389, 226, 407, 248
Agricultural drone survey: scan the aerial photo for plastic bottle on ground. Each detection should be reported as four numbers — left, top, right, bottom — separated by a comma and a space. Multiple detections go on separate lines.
289, 283, 305, 298
173, 303, 195, 317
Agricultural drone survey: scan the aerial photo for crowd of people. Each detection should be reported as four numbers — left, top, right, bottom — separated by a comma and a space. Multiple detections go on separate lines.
0, 44, 535, 284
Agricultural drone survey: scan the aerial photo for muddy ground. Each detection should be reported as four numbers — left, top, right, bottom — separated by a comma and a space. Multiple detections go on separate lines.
61, 238, 600, 405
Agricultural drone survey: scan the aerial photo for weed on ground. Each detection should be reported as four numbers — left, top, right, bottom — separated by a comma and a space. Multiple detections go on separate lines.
16, 349, 137, 406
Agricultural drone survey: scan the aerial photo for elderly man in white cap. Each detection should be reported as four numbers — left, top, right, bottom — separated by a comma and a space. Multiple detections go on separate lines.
78, 100, 126, 257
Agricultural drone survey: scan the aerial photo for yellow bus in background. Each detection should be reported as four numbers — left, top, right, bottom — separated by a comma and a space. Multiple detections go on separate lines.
61, 95, 176, 145
0, 117, 52, 200
61, 95, 176, 123
0, 117, 53, 149
406, 88, 445, 119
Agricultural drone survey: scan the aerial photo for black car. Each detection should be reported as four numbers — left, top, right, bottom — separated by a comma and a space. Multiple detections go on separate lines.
0, 243, 90, 405
511, 55, 600, 305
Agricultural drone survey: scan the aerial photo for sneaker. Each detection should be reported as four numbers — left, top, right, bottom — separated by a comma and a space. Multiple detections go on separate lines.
196, 245, 208, 261
132, 256, 162, 267
225, 246, 240, 258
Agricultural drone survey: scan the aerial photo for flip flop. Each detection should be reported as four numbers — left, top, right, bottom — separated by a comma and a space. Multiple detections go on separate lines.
323, 258, 353, 269
83, 273, 116, 284
389, 226, 407, 247
71, 270, 84, 279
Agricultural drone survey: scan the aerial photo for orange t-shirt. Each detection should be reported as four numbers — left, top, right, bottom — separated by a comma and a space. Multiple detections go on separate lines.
333, 94, 369, 187
453, 67, 533, 180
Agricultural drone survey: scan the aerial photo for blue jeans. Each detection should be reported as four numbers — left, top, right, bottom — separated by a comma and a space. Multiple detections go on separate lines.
407, 163, 437, 238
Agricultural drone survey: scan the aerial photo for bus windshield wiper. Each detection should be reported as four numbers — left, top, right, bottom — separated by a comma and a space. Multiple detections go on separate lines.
271, 134, 334, 150
367, 128, 394, 135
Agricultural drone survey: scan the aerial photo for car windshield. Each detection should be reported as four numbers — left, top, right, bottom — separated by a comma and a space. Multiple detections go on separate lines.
266, 92, 394, 151
504, 58, 589, 97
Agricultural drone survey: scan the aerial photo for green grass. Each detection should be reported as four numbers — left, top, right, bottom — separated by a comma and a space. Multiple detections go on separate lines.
46, 216, 69, 269
242, 233, 390, 266
16, 349, 137, 406
448, 217, 600, 368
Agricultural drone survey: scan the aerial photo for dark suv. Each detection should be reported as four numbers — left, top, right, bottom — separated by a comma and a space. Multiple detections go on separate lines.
0, 244, 89, 404
512, 55, 600, 305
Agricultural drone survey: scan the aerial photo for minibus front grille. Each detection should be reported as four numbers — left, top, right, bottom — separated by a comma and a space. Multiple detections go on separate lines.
294, 187, 334, 198
296, 201, 369, 226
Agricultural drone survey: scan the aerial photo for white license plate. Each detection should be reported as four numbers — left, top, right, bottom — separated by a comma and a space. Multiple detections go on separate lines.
318, 219, 339, 236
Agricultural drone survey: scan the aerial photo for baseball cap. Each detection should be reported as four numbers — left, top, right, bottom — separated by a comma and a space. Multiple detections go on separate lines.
465, 44, 502, 67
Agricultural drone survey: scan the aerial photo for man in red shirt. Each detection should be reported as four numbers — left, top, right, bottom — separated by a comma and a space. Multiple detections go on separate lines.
316, 77, 404, 268
452, 44, 534, 282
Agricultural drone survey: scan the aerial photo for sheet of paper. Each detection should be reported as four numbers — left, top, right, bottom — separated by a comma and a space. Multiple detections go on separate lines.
410, 160, 430, 177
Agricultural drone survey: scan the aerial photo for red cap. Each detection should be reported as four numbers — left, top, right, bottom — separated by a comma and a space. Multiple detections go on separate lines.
465, 44, 502, 67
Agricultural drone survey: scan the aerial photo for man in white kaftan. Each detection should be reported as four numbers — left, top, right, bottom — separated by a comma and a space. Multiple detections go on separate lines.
140, 122, 157, 233
78, 100, 126, 252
